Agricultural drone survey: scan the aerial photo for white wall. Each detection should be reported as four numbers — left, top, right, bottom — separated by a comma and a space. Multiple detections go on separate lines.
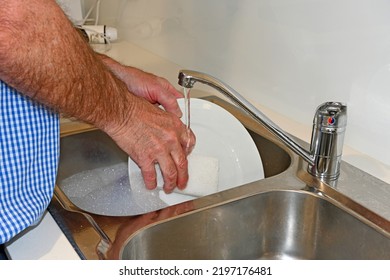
93, 0, 390, 167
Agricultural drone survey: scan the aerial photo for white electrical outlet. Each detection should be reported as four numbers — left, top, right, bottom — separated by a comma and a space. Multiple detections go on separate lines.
56, 0, 84, 25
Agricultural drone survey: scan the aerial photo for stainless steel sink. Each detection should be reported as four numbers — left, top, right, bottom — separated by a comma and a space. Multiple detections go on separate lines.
121, 190, 390, 260
50, 96, 390, 260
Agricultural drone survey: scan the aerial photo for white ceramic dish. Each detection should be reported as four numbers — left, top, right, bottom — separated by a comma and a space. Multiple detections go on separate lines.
129, 98, 264, 206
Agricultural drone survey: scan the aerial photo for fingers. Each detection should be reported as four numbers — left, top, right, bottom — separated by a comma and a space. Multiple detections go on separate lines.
138, 151, 188, 193
110, 66, 184, 118
159, 127, 195, 193
157, 91, 183, 118
138, 127, 195, 194
182, 127, 196, 155
150, 76, 184, 118
159, 151, 189, 193
158, 76, 183, 99
140, 164, 158, 190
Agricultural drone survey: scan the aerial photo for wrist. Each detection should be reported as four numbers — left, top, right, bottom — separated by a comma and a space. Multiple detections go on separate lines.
91, 74, 137, 133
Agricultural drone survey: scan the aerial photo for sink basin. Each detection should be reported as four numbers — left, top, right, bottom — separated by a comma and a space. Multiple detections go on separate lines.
56, 117, 292, 206
121, 190, 390, 260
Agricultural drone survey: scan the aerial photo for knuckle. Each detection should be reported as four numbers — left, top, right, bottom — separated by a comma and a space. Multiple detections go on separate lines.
140, 168, 157, 189
177, 156, 188, 170
164, 166, 178, 181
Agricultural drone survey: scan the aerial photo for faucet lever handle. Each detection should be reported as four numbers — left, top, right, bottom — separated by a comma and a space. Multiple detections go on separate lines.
314, 102, 347, 130
308, 102, 347, 181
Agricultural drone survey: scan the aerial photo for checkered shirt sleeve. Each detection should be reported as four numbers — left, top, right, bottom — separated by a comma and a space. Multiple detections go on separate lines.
0, 80, 59, 244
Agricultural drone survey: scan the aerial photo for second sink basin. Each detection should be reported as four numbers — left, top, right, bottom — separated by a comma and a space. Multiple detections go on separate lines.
121, 190, 390, 260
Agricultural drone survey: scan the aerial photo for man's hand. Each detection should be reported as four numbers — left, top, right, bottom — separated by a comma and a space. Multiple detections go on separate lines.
98, 55, 196, 191
99, 55, 183, 118
106, 96, 196, 193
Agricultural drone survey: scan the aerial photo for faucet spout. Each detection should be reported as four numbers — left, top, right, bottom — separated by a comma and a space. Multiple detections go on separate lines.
178, 70, 347, 183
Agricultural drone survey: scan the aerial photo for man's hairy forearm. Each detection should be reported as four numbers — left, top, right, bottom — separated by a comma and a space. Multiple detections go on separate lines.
0, 0, 135, 131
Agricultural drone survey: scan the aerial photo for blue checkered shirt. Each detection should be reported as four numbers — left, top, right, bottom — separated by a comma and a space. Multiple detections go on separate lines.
0, 80, 59, 244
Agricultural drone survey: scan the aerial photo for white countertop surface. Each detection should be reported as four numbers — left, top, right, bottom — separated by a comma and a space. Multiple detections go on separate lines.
5, 41, 390, 260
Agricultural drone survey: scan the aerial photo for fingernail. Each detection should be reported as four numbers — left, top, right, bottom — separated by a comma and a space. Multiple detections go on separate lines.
164, 187, 174, 194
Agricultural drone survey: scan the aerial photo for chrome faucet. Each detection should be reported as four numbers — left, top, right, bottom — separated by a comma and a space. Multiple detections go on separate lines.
178, 70, 347, 184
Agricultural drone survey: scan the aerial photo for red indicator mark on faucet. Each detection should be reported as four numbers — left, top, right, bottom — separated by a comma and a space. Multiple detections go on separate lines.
327, 116, 335, 125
